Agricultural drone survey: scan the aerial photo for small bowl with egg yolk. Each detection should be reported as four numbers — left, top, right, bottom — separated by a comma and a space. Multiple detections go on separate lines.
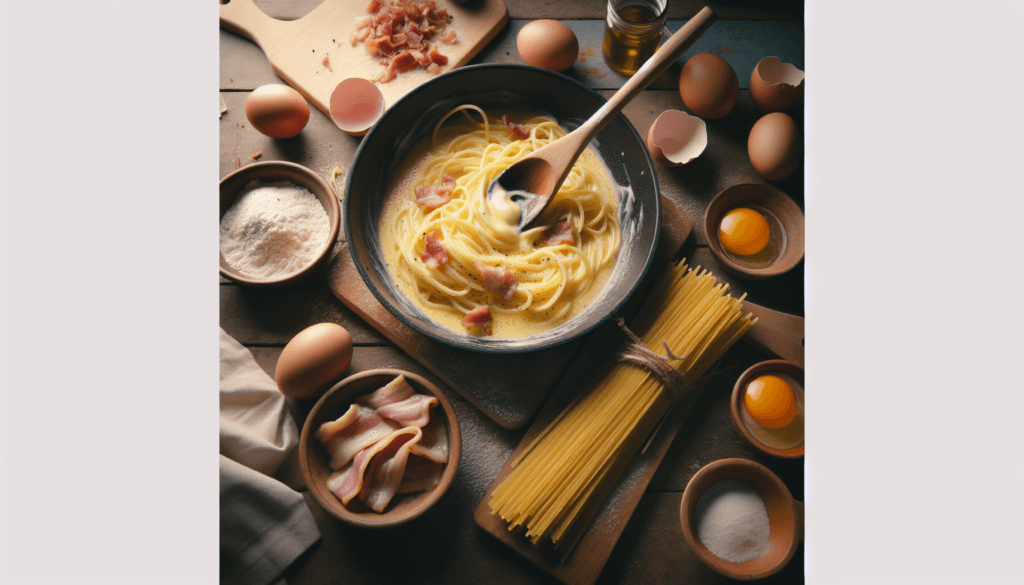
704, 184, 804, 280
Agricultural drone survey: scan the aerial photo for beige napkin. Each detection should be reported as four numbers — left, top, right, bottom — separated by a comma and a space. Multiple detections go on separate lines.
220, 328, 320, 585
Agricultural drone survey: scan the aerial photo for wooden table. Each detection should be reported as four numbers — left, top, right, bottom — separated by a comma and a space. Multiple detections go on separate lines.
220, 2, 804, 583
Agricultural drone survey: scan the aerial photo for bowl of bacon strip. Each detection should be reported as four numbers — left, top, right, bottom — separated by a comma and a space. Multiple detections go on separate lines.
299, 369, 461, 527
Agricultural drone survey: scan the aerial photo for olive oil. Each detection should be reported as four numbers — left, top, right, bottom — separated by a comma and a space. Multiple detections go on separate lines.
602, 1, 667, 75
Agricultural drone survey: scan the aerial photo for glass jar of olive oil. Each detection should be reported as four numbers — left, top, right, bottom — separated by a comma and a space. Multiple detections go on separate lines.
602, 0, 669, 76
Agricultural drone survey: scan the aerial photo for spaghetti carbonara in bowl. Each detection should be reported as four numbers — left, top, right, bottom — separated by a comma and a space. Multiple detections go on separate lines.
345, 64, 659, 353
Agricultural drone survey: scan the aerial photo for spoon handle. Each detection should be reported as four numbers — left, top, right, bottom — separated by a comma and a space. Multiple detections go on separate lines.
584, 6, 718, 136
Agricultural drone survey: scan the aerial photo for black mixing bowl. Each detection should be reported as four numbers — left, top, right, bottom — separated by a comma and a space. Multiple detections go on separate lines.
344, 64, 660, 353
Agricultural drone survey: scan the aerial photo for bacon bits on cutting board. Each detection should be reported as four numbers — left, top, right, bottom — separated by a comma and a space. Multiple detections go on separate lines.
352, 0, 457, 84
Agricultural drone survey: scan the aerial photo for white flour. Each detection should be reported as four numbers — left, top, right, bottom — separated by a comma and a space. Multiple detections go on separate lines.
220, 181, 330, 279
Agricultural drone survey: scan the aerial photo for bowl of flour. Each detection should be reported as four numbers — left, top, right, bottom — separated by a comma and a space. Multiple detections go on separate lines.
220, 161, 340, 286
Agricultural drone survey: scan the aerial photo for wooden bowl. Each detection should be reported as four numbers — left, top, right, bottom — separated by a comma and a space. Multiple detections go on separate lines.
681, 458, 804, 580
219, 161, 340, 286
299, 369, 461, 528
704, 184, 804, 280
731, 360, 804, 458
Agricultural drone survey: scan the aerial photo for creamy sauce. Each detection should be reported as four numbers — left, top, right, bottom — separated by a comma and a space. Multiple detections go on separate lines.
378, 114, 620, 338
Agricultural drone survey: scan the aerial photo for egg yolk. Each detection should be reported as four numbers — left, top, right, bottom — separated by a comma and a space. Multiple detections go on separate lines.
719, 208, 770, 256
744, 374, 797, 429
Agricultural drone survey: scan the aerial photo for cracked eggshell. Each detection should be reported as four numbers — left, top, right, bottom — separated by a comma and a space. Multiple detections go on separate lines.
330, 77, 385, 137
646, 110, 708, 167
750, 57, 804, 113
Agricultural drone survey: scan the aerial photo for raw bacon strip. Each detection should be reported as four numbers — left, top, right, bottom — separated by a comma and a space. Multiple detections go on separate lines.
355, 374, 417, 409
327, 426, 420, 506
408, 415, 448, 463
397, 455, 443, 494
537, 220, 575, 247
325, 445, 373, 504
359, 426, 423, 512
316, 404, 400, 470
421, 230, 448, 269
461, 305, 492, 336
502, 115, 530, 139
377, 393, 437, 428
474, 260, 518, 300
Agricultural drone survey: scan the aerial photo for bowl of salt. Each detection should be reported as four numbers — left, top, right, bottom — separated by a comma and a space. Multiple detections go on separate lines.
220, 161, 340, 287
680, 458, 803, 580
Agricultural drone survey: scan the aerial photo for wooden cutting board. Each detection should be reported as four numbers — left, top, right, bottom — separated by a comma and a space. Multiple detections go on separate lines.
219, 0, 508, 117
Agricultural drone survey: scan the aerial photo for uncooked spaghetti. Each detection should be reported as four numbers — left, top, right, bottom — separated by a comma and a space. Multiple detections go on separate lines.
486, 259, 756, 552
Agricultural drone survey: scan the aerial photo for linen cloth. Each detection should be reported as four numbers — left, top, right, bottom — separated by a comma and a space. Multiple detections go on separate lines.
220, 328, 320, 585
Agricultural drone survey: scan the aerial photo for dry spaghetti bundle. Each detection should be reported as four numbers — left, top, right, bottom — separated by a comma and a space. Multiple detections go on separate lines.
487, 259, 756, 552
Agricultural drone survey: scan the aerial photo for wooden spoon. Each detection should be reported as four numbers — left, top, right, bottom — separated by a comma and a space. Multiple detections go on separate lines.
487, 6, 718, 229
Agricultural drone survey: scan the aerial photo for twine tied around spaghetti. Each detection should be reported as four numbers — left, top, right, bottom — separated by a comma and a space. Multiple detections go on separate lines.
615, 318, 690, 402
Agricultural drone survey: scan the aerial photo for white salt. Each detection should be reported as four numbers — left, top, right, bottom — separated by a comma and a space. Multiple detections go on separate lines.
220, 181, 330, 279
695, 479, 770, 563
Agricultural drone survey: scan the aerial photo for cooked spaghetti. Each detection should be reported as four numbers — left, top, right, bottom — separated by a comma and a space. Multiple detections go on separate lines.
378, 106, 621, 338
486, 260, 756, 552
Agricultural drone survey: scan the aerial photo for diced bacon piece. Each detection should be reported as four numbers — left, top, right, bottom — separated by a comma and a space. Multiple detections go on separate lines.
365, 35, 388, 56
397, 455, 444, 495
414, 174, 455, 208
391, 32, 408, 47
428, 46, 448, 65
356, 374, 416, 409
415, 184, 449, 208
316, 404, 400, 470
406, 30, 423, 48
354, 15, 373, 29
391, 51, 419, 73
502, 114, 530, 139
436, 8, 449, 20
408, 416, 449, 463
411, 49, 431, 67
537, 220, 575, 247
359, 426, 422, 512
474, 260, 518, 300
420, 230, 449, 269
367, 0, 382, 13
461, 305, 492, 336
426, 63, 442, 75
438, 29, 457, 44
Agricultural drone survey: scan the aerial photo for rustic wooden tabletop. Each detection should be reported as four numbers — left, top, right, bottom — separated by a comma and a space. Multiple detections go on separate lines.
220, 1, 805, 583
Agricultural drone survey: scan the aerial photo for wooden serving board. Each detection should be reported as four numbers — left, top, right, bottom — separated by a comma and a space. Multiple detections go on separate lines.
325, 196, 694, 429
219, 0, 509, 117
472, 332, 710, 585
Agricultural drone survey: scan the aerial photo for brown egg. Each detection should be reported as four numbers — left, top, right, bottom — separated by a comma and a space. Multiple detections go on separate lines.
750, 56, 804, 113
678, 53, 739, 119
275, 323, 353, 400
245, 84, 310, 139
747, 112, 802, 181
517, 20, 579, 72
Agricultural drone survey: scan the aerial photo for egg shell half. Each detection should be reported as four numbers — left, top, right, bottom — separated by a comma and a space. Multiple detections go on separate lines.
245, 84, 310, 139
646, 110, 708, 167
275, 323, 354, 400
517, 20, 579, 72
330, 77, 385, 137
678, 53, 739, 119
750, 56, 805, 113
747, 112, 802, 181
